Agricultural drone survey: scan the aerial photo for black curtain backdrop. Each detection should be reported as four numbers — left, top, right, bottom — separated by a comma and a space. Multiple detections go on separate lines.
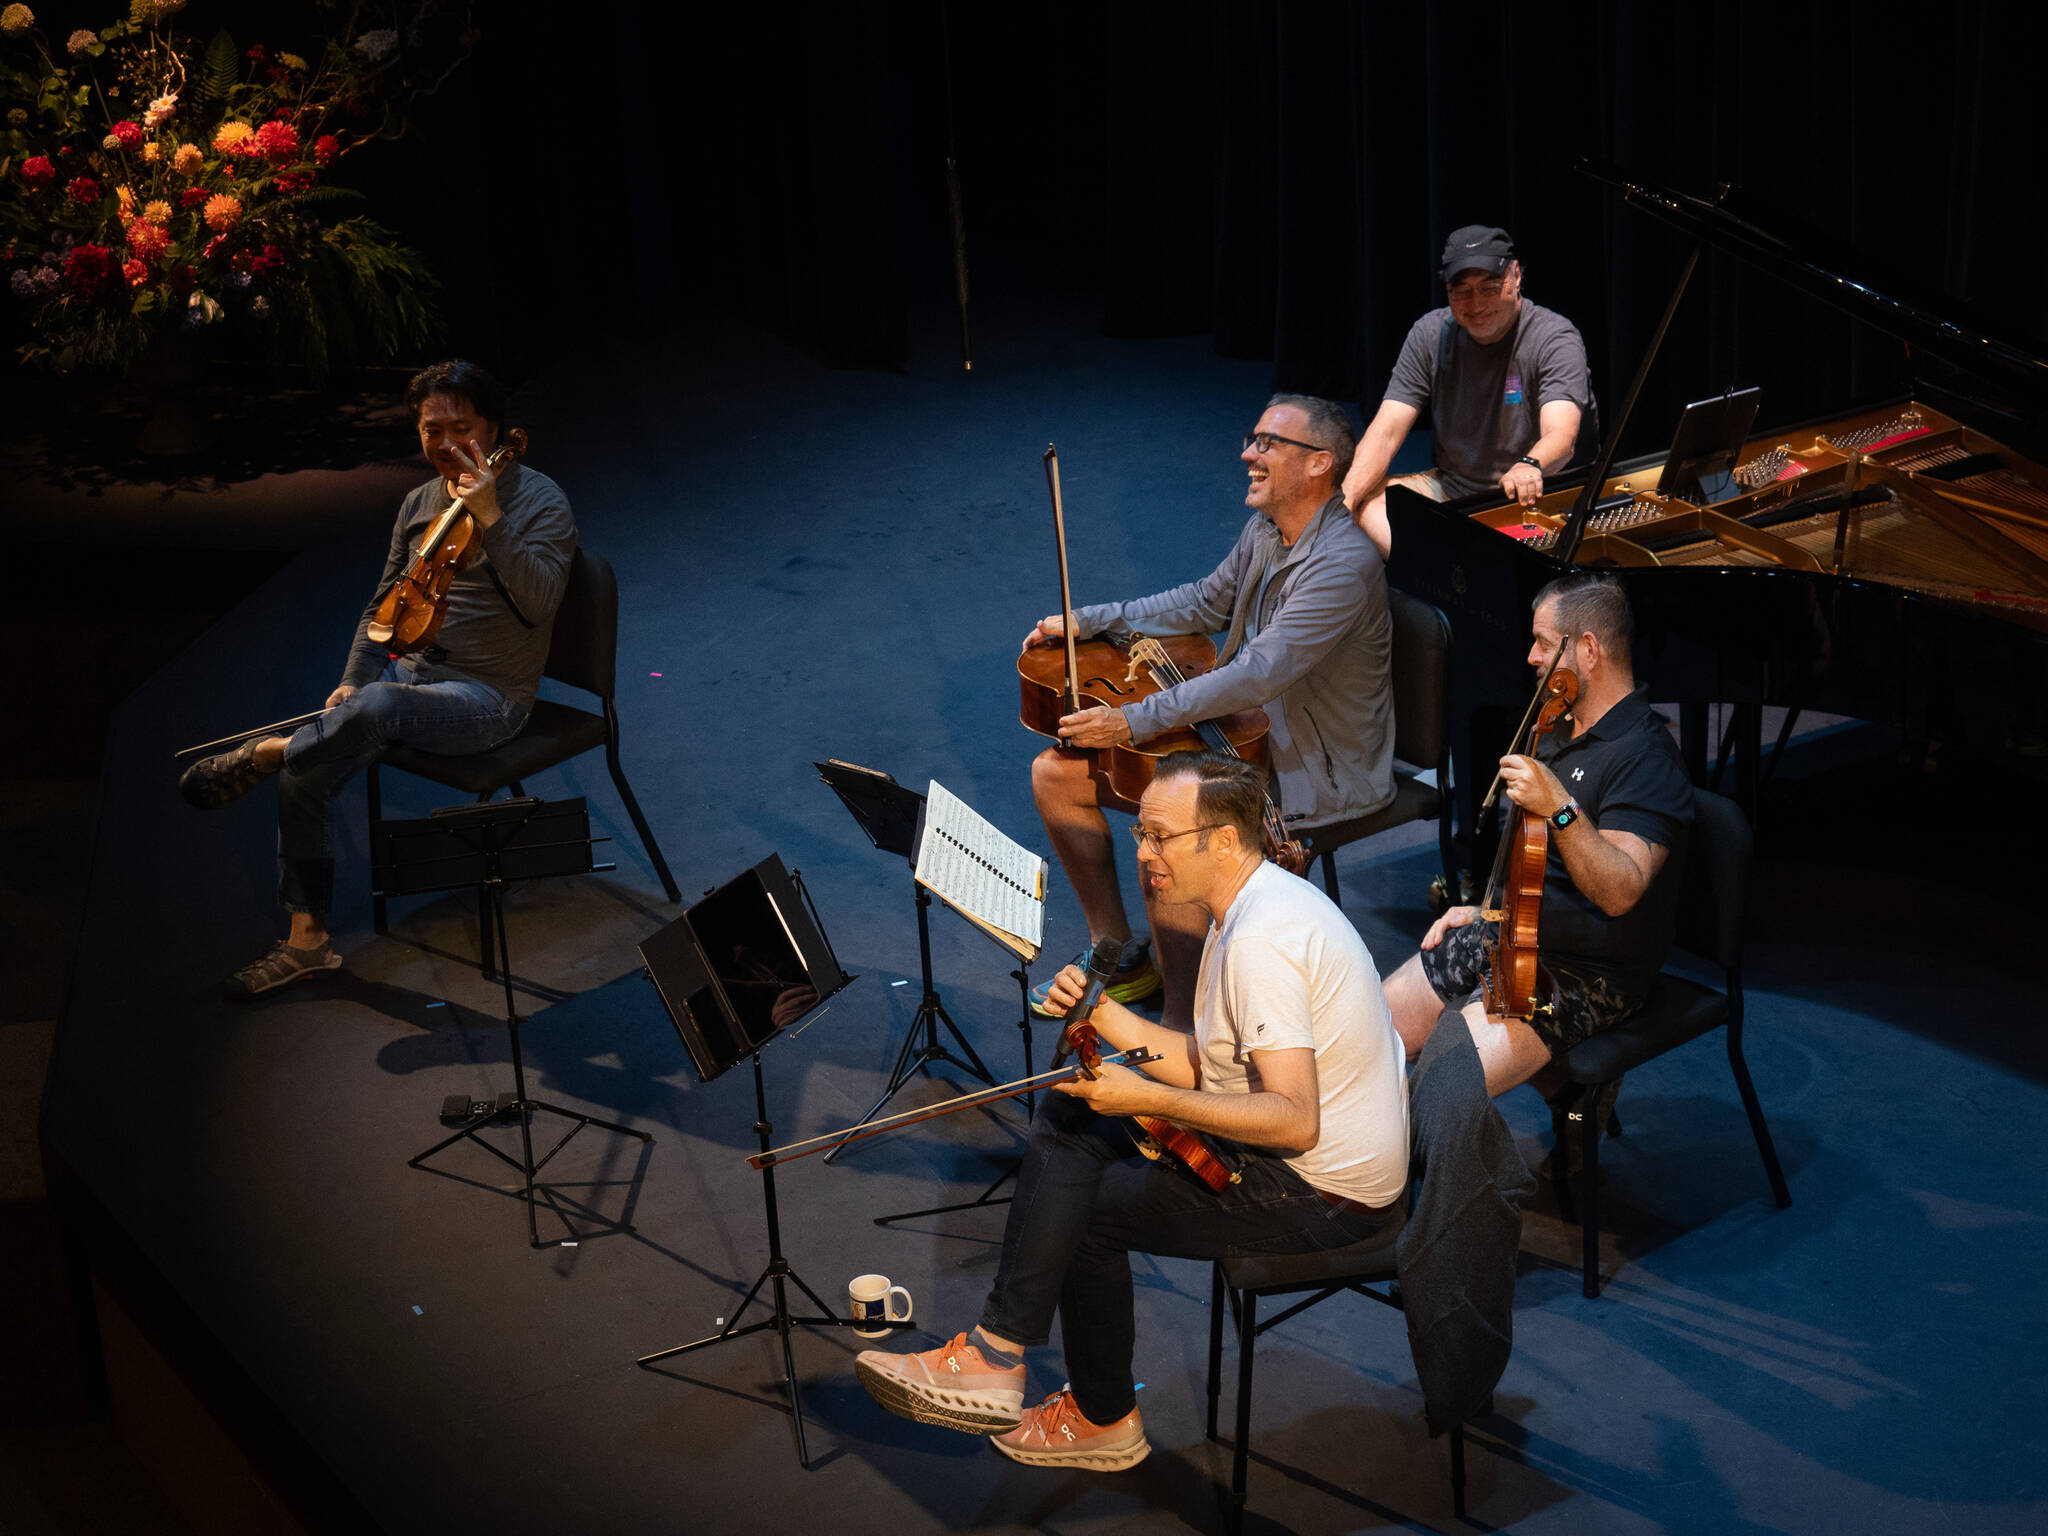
349, 0, 2039, 455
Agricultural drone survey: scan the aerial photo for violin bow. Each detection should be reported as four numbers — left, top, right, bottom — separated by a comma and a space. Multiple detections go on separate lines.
1476, 636, 1569, 826
174, 710, 326, 760
747, 1045, 1161, 1170
1043, 444, 1083, 715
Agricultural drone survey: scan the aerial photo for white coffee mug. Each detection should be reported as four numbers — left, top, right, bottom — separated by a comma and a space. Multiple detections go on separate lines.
848, 1273, 912, 1338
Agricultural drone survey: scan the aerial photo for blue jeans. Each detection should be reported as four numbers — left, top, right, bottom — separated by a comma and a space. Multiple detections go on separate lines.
276, 657, 527, 915
978, 1092, 1399, 1426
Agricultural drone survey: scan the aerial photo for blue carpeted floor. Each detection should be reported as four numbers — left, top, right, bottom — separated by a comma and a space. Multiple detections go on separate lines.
44, 269, 2048, 1533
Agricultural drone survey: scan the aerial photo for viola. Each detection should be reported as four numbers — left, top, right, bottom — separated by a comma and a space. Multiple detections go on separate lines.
366, 427, 530, 654
1066, 1021, 1242, 1193
1477, 643, 1578, 1024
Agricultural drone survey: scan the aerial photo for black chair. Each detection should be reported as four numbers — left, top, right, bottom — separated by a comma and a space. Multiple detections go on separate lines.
1207, 1024, 1526, 1530
1294, 588, 1456, 907
1549, 787, 1792, 1297
366, 547, 681, 937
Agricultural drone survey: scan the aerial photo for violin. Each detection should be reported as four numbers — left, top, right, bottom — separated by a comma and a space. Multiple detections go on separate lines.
1477, 641, 1578, 1024
367, 427, 530, 654
1018, 444, 1273, 813
1065, 1021, 1243, 1193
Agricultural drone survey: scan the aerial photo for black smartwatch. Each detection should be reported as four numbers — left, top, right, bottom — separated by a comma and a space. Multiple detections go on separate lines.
1549, 798, 1580, 830
1516, 455, 1542, 471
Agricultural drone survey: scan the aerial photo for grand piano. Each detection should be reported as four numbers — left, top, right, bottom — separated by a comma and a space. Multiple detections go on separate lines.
1390, 164, 2048, 845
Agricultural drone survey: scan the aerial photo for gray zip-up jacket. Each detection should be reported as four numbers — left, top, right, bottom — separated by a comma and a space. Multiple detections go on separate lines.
1070, 495, 1395, 829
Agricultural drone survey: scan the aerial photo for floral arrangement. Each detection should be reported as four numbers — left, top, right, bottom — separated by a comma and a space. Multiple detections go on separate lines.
0, 1, 475, 376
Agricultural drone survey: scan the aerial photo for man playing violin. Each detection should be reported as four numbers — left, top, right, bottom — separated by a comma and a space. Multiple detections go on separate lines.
1023, 393, 1396, 1030
1379, 573, 1692, 1122
855, 751, 1408, 1469
179, 359, 577, 1000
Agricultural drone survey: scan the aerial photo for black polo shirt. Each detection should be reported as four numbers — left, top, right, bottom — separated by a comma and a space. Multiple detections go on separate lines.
1532, 685, 1694, 1000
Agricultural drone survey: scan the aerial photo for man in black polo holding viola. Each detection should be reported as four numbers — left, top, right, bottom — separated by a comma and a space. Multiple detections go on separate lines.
1380, 574, 1693, 1148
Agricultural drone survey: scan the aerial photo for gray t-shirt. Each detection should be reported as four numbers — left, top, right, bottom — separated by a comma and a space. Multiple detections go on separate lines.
1383, 299, 1591, 500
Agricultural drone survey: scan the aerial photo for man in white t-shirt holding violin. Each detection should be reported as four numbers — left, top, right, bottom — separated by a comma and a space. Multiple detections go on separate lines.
853, 750, 1407, 1471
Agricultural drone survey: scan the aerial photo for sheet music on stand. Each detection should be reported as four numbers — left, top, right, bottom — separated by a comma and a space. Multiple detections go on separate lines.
913, 781, 1048, 962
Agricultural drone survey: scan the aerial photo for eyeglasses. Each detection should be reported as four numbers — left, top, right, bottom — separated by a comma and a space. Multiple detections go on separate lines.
1127, 822, 1221, 853
1243, 432, 1328, 455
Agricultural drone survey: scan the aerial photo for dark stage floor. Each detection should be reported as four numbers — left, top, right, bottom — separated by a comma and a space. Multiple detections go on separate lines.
35, 280, 2048, 1534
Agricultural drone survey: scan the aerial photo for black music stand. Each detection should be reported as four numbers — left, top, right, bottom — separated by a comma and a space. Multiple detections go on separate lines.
814, 760, 1038, 1225
634, 854, 897, 1469
385, 797, 651, 1248
1662, 386, 1762, 505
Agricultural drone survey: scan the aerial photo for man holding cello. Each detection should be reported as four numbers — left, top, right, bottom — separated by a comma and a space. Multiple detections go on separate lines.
1021, 394, 1396, 1027
854, 750, 1408, 1469
179, 359, 576, 1000
1380, 573, 1693, 1128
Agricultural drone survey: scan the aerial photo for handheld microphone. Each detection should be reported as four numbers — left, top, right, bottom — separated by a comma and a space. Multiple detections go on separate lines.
1050, 938, 1125, 1068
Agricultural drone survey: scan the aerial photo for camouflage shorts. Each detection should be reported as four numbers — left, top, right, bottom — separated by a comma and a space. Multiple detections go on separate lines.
1418, 916, 1643, 1056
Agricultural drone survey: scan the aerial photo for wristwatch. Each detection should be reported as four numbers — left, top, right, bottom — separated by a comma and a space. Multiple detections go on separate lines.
1549, 797, 1581, 830
1516, 455, 1542, 471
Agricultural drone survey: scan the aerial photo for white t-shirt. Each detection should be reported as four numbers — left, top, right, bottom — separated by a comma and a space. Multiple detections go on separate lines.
1193, 861, 1408, 1205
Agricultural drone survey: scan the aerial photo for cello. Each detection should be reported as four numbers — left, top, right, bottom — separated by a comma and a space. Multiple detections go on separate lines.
1017, 445, 1300, 873
1476, 640, 1578, 1024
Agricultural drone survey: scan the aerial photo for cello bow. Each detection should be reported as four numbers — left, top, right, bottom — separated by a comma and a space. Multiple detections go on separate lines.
1043, 444, 1084, 717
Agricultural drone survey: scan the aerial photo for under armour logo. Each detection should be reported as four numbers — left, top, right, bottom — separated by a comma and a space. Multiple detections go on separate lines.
1571, 767, 1585, 781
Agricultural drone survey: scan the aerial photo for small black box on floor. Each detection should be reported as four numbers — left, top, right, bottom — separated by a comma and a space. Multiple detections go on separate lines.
438, 1091, 522, 1127
372, 796, 597, 896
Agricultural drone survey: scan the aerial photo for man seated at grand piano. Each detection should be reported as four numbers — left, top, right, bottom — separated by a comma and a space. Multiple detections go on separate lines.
1381, 573, 1692, 1137
1342, 225, 1594, 559
1021, 394, 1397, 1030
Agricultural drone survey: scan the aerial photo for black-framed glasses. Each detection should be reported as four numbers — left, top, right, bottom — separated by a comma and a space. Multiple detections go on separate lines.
1243, 431, 1328, 455
1127, 822, 1221, 853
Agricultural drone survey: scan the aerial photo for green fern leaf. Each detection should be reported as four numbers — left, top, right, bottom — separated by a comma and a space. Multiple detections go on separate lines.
201, 30, 238, 103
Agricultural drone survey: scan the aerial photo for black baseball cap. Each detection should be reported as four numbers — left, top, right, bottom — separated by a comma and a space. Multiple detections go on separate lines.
1440, 226, 1516, 282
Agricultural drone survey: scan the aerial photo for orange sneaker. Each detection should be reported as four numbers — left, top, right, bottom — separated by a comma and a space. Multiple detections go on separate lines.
990, 1385, 1150, 1470
854, 1332, 1025, 1433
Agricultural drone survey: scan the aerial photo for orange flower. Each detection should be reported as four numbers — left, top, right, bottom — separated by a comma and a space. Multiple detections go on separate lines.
116, 184, 136, 217
173, 142, 202, 175
202, 193, 242, 232
143, 198, 172, 224
126, 219, 169, 261
212, 122, 255, 156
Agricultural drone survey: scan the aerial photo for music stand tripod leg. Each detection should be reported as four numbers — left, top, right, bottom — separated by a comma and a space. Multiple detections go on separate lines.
872, 961, 1038, 1225
634, 1050, 905, 1469
823, 882, 1002, 1165
406, 826, 650, 1248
